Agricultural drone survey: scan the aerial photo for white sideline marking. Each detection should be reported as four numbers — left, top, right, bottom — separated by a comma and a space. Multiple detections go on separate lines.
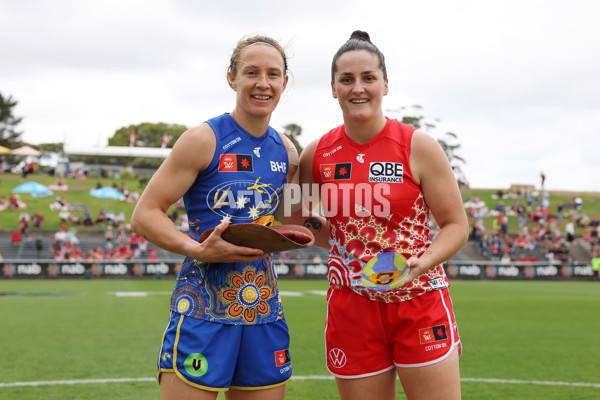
0, 378, 155, 388
110, 291, 171, 297
1, 376, 599, 389
278, 291, 304, 297
462, 377, 600, 388
279, 290, 327, 297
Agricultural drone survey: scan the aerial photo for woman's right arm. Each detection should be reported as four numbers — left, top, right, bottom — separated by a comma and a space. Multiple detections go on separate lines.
131, 124, 266, 263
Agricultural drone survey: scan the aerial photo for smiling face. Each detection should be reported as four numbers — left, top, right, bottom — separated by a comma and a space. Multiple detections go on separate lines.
227, 43, 288, 123
331, 50, 388, 125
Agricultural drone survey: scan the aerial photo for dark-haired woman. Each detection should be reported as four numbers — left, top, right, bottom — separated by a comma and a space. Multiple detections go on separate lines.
299, 30, 469, 399
132, 35, 298, 400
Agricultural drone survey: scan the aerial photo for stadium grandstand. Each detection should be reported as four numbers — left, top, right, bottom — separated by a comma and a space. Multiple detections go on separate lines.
0, 165, 598, 279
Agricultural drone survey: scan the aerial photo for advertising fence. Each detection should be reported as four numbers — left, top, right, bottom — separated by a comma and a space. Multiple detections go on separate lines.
0, 259, 595, 280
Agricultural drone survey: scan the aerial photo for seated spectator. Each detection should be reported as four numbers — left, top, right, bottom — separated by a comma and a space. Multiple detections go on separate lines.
0, 196, 8, 211
11, 231, 22, 246
51, 238, 61, 253
22, 161, 36, 178
148, 247, 159, 261
105, 226, 115, 249
49, 196, 67, 211
138, 236, 149, 256
112, 244, 130, 260
32, 212, 44, 228
565, 220, 575, 242
96, 209, 107, 224
9, 195, 26, 209
49, 175, 69, 191
105, 210, 116, 225
179, 214, 189, 232
494, 201, 506, 213
54, 227, 68, 244
19, 217, 28, 234
67, 228, 80, 245
543, 250, 555, 262
114, 211, 126, 225
470, 220, 482, 241
19, 211, 30, 222
71, 169, 87, 179
68, 212, 81, 225
119, 181, 129, 196
35, 237, 44, 256
58, 206, 70, 223
88, 247, 105, 261
129, 231, 140, 257
490, 242, 500, 256
69, 247, 84, 261
125, 191, 140, 203
83, 210, 93, 226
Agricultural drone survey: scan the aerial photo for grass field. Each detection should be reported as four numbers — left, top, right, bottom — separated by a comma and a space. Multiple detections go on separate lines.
1, 279, 599, 399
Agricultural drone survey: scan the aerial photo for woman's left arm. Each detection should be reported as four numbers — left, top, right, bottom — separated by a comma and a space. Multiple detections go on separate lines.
400, 130, 469, 285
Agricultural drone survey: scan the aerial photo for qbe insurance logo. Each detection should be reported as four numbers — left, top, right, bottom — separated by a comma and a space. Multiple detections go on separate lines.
369, 162, 403, 183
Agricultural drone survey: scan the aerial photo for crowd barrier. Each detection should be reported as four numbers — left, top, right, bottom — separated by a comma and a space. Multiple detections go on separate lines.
0, 259, 595, 279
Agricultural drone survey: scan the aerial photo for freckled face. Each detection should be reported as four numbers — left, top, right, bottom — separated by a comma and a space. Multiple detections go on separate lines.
227, 44, 288, 119
331, 50, 388, 123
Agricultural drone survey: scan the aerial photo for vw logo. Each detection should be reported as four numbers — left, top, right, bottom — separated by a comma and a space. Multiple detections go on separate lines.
328, 348, 347, 368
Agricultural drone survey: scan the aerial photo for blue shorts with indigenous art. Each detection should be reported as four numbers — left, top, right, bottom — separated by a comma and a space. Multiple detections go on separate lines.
157, 312, 292, 391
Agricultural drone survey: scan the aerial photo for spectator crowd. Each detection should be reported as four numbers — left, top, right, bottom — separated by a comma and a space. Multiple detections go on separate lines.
466, 189, 599, 263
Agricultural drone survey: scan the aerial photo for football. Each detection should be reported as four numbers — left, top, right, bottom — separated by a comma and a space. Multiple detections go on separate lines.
361, 252, 409, 291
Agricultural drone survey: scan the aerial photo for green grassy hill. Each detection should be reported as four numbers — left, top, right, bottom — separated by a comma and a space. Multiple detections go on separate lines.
0, 173, 154, 233
1, 172, 598, 236
460, 187, 600, 237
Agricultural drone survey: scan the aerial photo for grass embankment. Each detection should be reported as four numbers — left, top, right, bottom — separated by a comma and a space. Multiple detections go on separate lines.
1, 172, 598, 235
461, 187, 600, 236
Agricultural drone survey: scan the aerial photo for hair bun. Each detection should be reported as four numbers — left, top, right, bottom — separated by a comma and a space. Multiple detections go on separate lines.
349, 30, 371, 43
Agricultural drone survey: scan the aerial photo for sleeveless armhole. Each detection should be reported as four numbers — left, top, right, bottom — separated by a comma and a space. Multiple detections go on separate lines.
200, 121, 221, 178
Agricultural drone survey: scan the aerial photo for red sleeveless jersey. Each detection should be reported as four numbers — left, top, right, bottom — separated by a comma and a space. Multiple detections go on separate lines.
313, 118, 449, 303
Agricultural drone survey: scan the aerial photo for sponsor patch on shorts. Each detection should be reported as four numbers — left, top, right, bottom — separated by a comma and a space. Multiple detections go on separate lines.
274, 349, 291, 367
419, 324, 448, 344
427, 277, 447, 289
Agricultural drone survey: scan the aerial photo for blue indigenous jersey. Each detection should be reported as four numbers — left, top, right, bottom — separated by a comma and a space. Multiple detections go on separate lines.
170, 113, 289, 325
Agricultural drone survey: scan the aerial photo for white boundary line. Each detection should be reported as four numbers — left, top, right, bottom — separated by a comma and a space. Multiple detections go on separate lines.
461, 377, 600, 388
0, 378, 155, 388
1, 376, 599, 388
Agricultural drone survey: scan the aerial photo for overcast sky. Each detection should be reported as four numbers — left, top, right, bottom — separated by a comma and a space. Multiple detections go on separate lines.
1, 0, 599, 192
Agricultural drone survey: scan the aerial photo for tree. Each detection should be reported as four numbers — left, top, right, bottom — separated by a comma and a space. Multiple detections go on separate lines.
282, 123, 304, 154
37, 142, 64, 154
436, 131, 467, 185
0, 92, 24, 147
109, 122, 187, 148
388, 105, 468, 186
108, 122, 188, 168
